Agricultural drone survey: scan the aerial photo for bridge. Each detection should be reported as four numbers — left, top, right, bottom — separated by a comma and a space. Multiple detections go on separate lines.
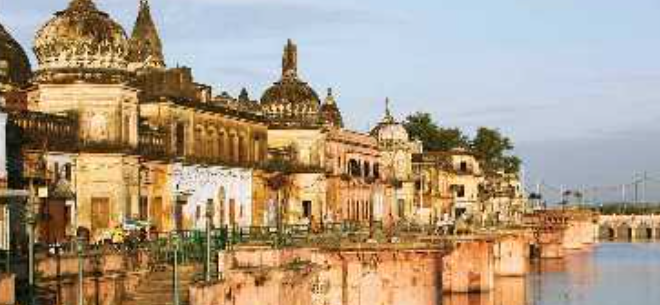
598, 215, 660, 239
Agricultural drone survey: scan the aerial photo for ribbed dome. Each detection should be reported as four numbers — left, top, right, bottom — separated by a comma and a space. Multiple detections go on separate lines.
260, 40, 323, 127
375, 122, 409, 142
33, 0, 129, 75
0, 23, 32, 87
261, 78, 321, 109
371, 98, 409, 142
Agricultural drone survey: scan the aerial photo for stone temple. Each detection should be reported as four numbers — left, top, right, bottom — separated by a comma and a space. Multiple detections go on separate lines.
0, 0, 525, 244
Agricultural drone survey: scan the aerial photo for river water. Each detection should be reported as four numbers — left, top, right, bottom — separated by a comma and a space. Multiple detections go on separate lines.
444, 242, 660, 305
528, 242, 660, 305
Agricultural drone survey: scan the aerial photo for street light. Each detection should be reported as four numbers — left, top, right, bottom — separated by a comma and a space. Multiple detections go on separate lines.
205, 198, 213, 282
26, 180, 37, 305
171, 232, 180, 305
25, 207, 35, 305
76, 235, 85, 305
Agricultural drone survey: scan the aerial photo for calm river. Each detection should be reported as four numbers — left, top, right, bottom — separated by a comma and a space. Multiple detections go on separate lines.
444, 242, 660, 305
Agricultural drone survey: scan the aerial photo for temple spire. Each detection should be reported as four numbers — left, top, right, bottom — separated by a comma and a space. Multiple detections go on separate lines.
282, 39, 298, 79
128, 0, 165, 70
239, 88, 250, 102
325, 88, 336, 105
383, 97, 395, 123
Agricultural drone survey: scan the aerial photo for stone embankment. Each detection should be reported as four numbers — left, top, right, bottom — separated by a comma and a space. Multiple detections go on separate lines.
189, 210, 598, 305
0, 211, 597, 305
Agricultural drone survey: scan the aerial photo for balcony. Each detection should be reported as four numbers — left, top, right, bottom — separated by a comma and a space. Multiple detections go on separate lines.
139, 127, 169, 160
7, 110, 78, 152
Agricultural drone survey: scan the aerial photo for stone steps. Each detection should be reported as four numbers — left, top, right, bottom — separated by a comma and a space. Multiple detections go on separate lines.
122, 265, 201, 305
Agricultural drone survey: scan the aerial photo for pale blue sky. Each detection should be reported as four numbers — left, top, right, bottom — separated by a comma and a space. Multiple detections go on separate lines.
3, 0, 660, 202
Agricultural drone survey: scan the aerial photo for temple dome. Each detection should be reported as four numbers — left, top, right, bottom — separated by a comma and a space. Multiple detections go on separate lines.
0, 23, 32, 87
260, 39, 323, 127
261, 78, 321, 109
371, 98, 409, 142
33, 0, 129, 75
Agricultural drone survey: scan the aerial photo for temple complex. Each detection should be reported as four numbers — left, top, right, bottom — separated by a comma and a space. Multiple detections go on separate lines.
0, 0, 525, 243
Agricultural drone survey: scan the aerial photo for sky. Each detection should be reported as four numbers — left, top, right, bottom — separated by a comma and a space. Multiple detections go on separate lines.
3, 0, 660, 203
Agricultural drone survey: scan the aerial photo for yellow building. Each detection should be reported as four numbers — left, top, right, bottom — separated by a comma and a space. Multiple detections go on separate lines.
413, 149, 484, 223
370, 100, 421, 224
15, 0, 268, 240
260, 40, 384, 226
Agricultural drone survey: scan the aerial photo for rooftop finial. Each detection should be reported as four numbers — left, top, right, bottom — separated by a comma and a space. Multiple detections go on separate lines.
384, 97, 395, 123
325, 87, 336, 105
239, 88, 250, 102
68, 0, 97, 11
282, 39, 298, 79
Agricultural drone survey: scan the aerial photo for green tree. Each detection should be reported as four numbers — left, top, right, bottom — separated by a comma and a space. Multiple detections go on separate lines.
471, 127, 521, 174
403, 112, 468, 151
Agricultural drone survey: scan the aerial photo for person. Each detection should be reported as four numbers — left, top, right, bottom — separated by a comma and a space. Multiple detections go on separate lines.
310, 215, 318, 234
111, 225, 125, 244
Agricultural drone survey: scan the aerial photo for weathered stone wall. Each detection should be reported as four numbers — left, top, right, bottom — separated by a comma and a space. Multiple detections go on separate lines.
493, 234, 529, 277
41, 271, 143, 305
0, 273, 15, 305
35, 251, 148, 305
536, 230, 565, 259
442, 240, 494, 293
193, 241, 497, 305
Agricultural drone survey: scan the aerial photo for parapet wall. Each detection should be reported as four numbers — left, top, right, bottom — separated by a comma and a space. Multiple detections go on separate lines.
191, 240, 497, 305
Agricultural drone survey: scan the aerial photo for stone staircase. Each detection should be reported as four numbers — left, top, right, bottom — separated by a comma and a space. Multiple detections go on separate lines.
122, 264, 201, 305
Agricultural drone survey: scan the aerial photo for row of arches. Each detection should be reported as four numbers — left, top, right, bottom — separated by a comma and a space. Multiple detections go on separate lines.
599, 225, 660, 240
346, 200, 373, 222
346, 158, 379, 179
174, 122, 267, 165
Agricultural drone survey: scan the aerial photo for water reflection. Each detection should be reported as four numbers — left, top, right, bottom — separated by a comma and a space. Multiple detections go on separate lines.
443, 277, 526, 305
528, 242, 660, 305
443, 243, 660, 305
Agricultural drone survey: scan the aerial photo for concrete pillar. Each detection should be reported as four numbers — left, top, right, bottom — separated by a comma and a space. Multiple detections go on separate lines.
0, 273, 15, 305
538, 231, 565, 259
493, 235, 529, 277
442, 240, 494, 293
0, 112, 6, 181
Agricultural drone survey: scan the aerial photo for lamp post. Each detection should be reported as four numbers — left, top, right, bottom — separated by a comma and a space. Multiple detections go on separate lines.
205, 198, 213, 282
26, 180, 37, 305
76, 235, 85, 305
171, 232, 180, 305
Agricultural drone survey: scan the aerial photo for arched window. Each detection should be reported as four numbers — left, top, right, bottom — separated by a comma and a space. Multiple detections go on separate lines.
253, 137, 261, 164
194, 126, 205, 158
349, 159, 361, 177
208, 128, 217, 160
229, 133, 238, 163
238, 134, 247, 163
217, 131, 225, 162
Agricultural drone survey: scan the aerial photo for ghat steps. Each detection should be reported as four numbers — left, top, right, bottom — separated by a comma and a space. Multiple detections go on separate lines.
122, 264, 201, 305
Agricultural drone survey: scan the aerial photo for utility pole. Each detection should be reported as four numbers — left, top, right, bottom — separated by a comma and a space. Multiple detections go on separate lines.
642, 172, 648, 206
634, 178, 640, 205
621, 184, 626, 203
536, 181, 541, 210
